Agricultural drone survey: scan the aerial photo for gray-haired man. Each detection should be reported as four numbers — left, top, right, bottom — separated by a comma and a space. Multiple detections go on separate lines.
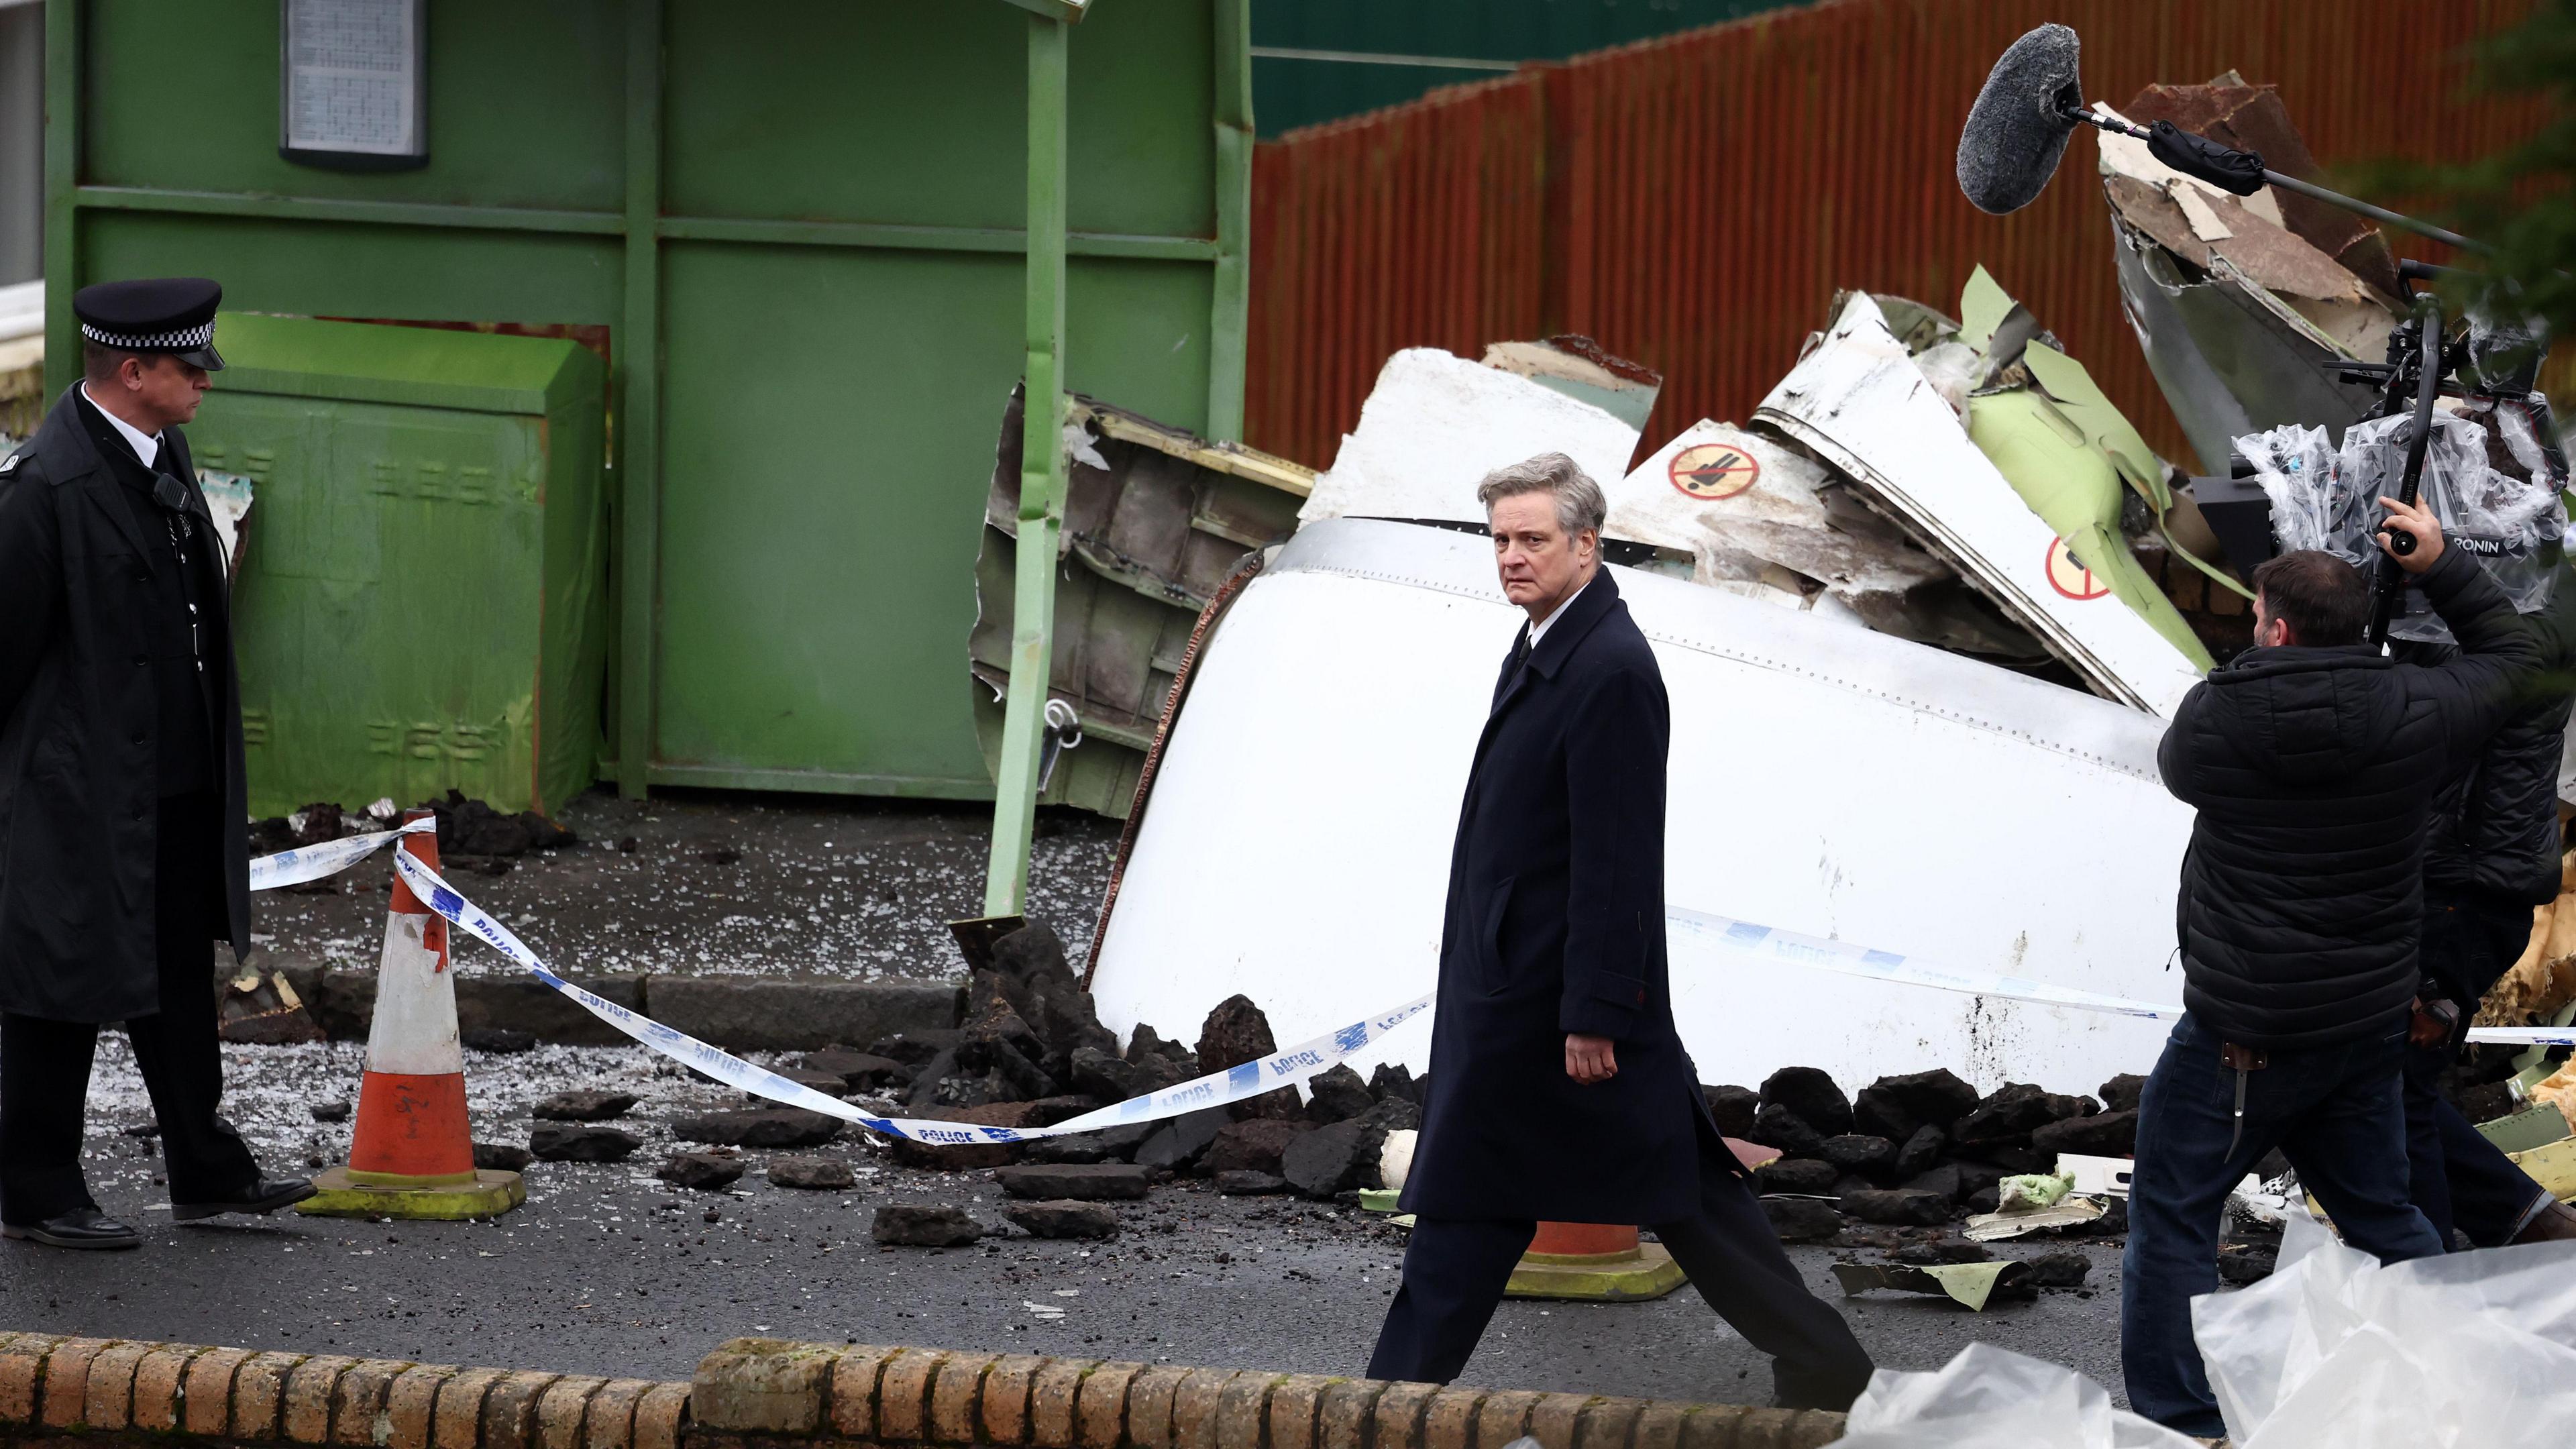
1366, 453, 1874, 1407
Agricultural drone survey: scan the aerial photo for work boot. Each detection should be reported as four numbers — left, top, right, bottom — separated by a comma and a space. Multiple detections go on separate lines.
2512, 1197, 2576, 1245
2, 1208, 142, 1250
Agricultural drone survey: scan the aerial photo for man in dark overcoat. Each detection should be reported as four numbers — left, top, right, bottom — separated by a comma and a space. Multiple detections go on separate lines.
1366, 452, 1874, 1409
0, 278, 310, 1249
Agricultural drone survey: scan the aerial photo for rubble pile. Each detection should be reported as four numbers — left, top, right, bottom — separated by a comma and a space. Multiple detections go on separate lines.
1721, 1065, 2141, 1235
578, 920, 1433, 1242
247, 790, 582, 882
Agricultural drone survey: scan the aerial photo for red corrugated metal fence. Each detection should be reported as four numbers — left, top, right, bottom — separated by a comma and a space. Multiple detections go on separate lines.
1246, 0, 2545, 472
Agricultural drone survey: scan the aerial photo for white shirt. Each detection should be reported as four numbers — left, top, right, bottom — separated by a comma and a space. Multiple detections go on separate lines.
80, 382, 163, 470
1523, 571, 1595, 651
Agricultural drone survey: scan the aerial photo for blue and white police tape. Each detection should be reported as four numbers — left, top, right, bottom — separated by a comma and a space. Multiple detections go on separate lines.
247, 817, 437, 892
389, 846, 1432, 1146
1666, 903, 2566, 1047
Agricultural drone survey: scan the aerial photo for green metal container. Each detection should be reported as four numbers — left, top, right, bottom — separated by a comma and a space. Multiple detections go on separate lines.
189, 313, 608, 818
47, 1, 1246, 812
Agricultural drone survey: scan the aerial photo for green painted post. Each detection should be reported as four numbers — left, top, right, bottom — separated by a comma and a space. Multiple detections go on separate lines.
41, 0, 76, 400
1207, 0, 1252, 443
983, 12, 1071, 918
617, 0, 665, 800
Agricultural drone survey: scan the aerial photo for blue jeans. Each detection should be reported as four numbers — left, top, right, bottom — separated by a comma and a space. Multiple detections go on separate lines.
2121, 1012, 2444, 1437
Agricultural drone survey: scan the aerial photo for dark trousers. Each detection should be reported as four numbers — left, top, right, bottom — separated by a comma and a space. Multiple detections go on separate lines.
0, 792, 258, 1225
2121, 1012, 2444, 1438
2406, 889, 2551, 1247
1366, 1138, 1876, 1410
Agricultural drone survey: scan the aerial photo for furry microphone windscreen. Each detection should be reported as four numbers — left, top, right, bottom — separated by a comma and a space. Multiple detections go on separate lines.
1956, 23, 2084, 216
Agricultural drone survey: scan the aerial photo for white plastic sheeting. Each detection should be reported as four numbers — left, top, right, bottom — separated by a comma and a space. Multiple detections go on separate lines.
1835, 1343, 2197, 1449
1087, 517, 2193, 1092
1756, 293, 2206, 717
2196, 1212, 2576, 1448
1297, 348, 1642, 527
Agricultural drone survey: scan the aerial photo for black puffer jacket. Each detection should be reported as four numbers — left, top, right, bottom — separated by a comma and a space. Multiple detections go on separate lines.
2160, 547, 2540, 1049
2410, 569, 2576, 906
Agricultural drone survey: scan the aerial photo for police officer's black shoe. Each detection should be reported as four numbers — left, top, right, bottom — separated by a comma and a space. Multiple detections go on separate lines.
171, 1177, 315, 1221
2, 1208, 143, 1250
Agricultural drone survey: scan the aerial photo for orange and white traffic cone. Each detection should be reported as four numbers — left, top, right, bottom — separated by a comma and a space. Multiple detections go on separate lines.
1504, 1220, 1687, 1301
298, 810, 524, 1219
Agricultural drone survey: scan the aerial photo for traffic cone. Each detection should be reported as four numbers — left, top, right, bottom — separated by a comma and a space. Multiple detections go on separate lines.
1504, 1221, 1686, 1301
298, 810, 524, 1219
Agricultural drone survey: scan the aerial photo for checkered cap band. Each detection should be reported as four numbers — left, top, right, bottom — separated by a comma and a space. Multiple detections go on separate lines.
79, 320, 215, 350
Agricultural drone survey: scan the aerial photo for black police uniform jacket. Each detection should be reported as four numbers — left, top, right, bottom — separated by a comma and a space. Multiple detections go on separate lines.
0, 386, 252, 1022
1399, 568, 1726, 1225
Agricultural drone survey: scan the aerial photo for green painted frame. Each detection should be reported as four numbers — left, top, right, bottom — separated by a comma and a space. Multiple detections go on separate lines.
42, 0, 1251, 827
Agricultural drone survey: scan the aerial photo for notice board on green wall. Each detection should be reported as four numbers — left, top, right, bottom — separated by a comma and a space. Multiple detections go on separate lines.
189, 313, 608, 817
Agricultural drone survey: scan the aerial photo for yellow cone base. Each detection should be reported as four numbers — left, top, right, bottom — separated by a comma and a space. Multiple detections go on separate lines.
1504, 1241, 1688, 1301
293, 1167, 525, 1221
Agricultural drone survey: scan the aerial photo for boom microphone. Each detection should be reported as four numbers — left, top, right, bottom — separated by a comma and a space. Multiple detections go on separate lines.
1953, 23, 2487, 253
1956, 23, 2083, 216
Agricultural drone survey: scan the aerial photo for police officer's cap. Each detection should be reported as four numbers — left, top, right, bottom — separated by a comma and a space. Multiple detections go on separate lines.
72, 277, 225, 372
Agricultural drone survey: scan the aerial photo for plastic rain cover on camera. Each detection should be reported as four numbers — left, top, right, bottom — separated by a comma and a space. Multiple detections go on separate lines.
2351, 411, 2565, 641
2237, 411, 2565, 642
1831, 1342, 2199, 1449
2237, 423, 2359, 559
2193, 1211, 2576, 1448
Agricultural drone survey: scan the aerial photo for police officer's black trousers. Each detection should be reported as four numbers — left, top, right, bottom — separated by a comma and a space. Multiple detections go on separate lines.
1365, 1142, 1876, 1409
0, 792, 258, 1225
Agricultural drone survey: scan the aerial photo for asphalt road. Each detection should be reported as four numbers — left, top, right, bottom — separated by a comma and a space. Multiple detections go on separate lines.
0, 1040, 2135, 1410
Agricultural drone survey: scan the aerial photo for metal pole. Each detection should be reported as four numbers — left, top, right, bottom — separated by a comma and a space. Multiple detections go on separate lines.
40, 0, 76, 400
616, 0, 665, 800
2259, 169, 2486, 256
1205, 0, 1252, 442
983, 12, 1071, 917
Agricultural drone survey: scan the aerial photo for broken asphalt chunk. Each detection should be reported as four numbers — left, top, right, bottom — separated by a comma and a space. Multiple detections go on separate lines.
1703, 1083, 1760, 1138
473, 1141, 535, 1173
1841, 1188, 1955, 1227
1761, 1197, 1845, 1243
532, 1089, 639, 1122
657, 1152, 745, 1191
871, 1205, 982, 1247
528, 1124, 640, 1163
1005, 1199, 1120, 1240
767, 1157, 856, 1191
994, 1163, 1153, 1201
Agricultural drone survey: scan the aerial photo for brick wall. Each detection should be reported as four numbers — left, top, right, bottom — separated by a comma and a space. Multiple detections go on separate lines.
0, 1333, 1844, 1449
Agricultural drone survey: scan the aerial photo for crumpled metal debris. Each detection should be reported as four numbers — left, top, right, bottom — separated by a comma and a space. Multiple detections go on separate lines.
2093, 78, 2398, 474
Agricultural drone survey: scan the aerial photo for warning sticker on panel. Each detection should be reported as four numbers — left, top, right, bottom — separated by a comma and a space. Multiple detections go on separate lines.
1668, 442, 1760, 502
2044, 536, 2110, 600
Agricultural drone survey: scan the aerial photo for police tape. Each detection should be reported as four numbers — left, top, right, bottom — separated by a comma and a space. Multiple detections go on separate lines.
1665, 904, 2567, 1047
390, 847, 1433, 1145
248, 825, 2567, 1117
246, 817, 438, 892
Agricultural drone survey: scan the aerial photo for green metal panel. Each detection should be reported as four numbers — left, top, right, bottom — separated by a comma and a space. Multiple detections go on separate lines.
187, 315, 608, 818
52, 0, 1245, 804
661, 1, 1212, 241
76, 212, 623, 331
651, 242, 1020, 797
82, 0, 625, 211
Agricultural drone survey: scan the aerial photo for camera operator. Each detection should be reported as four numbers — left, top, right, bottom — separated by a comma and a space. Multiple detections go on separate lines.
2400, 553, 2576, 1247
2122, 495, 2541, 1438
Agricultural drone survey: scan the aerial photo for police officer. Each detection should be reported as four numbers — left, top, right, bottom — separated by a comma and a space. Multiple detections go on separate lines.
0, 278, 311, 1249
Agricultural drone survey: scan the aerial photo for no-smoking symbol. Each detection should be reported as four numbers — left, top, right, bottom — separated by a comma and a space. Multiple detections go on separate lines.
1668, 442, 1760, 501
2045, 535, 2111, 600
